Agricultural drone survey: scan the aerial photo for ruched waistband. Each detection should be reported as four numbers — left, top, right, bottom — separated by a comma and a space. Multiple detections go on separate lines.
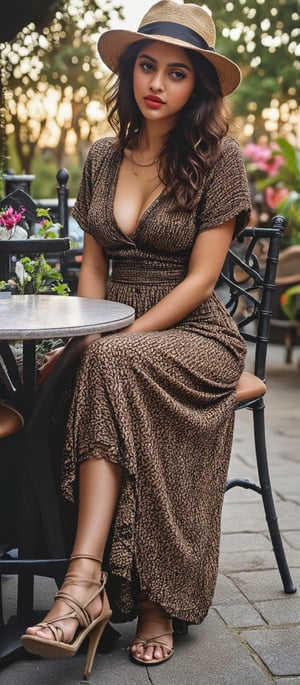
110, 260, 187, 284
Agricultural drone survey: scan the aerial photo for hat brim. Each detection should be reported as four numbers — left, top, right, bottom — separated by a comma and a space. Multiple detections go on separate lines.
97, 29, 241, 96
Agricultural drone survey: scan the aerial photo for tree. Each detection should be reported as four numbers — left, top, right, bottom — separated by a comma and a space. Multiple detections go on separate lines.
192, 0, 300, 142
0, 0, 56, 42
1, 0, 124, 175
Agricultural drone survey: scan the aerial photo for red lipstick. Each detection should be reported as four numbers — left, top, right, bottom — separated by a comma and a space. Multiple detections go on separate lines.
144, 94, 164, 108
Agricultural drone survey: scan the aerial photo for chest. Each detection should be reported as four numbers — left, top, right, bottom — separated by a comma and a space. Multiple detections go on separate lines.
87, 149, 200, 253
113, 156, 164, 237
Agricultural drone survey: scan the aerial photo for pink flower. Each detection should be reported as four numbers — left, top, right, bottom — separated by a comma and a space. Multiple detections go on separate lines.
244, 143, 271, 165
244, 142, 284, 176
265, 186, 289, 209
266, 151, 285, 176
0, 206, 25, 230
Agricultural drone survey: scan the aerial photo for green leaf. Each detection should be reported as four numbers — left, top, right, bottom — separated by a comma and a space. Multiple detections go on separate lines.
276, 138, 300, 176
51, 282, 70, 296
256, 175, 282, 191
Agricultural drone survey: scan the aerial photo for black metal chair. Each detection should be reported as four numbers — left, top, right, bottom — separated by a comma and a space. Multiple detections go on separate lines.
0, 402, 24, 557
221, 214, 296, 595
0, 396, 24, 641
174, 216, 297, 639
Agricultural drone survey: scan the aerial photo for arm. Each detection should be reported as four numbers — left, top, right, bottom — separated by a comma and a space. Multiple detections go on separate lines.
75, 232, 110, 345
119, 218, 235, 334
38, 233, 108, 385
77, 232, 109, 299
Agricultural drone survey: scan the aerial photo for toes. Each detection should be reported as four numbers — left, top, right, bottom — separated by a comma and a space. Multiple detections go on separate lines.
25, 626, 42, 636
153, 646, 163, 661
143, 645, 156, 661
130, 642, 140, 655
26, 626, 52, 640
136, 645, 163, 661
131, 642, 172, 662
134, 646, 145, 660
153, 645, 171, 660
25, 627, 38, 636
130, 643, 152, 661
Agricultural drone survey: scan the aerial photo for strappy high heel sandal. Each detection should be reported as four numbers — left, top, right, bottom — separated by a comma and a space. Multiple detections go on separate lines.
129, 598, 174, 666
21, 555, 112, 680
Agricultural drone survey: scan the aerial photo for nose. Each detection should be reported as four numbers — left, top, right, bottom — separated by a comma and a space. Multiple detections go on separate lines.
149, 70, 164, 92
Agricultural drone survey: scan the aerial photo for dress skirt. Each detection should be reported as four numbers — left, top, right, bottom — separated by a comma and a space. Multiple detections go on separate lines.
61, 260, 247, 624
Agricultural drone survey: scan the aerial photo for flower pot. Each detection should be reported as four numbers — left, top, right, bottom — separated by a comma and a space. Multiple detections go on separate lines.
0, 225, 28, 240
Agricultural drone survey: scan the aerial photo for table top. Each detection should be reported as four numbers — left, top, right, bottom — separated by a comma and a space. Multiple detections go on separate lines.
0, 294, 135, 339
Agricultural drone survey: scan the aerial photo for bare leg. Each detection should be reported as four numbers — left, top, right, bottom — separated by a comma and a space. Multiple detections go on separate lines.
25, 458, 122, 642
73, 457, 122, 559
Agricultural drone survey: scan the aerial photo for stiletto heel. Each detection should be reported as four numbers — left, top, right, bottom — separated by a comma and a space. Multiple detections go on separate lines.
83, 581, 112, 679
21, 555, 112, 678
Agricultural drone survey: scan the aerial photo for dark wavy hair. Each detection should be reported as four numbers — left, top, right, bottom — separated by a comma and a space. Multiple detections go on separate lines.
104, 40, 230, 210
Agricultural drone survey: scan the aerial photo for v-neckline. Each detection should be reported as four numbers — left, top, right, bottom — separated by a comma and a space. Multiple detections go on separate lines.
110, 148, 165, 240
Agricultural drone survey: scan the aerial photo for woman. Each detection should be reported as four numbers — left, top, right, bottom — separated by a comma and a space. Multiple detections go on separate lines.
22, 0, 251, 677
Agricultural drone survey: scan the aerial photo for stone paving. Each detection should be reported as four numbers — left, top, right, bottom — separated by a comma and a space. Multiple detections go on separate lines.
0, 343, 299, 685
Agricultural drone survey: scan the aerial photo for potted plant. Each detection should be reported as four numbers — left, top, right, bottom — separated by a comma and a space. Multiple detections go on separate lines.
0, 206, 28, 240
0, 207, 70, 295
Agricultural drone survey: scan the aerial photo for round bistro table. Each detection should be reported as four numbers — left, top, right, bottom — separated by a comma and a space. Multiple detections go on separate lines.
0, 294, 135, 664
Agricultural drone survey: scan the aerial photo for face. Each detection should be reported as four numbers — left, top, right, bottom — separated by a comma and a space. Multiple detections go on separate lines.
133, 41, 195, 125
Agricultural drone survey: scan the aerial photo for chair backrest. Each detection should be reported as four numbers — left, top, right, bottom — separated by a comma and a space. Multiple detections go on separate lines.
0, 169, 70, 282
275, 244, 300, 285
0, 168, 69, 233
0, 403, 24, 438
219, 215, 286, 381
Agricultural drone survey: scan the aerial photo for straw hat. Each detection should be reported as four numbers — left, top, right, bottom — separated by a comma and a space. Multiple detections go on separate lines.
97, 0, 241, 96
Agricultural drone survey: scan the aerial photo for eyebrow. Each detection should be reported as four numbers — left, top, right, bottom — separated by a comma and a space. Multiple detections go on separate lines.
138, 53, 192, 71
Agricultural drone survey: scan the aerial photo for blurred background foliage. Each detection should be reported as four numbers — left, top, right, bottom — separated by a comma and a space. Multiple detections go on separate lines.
0, 0, 124, 196
0, 0, 299, 213
211, 0, 299, 139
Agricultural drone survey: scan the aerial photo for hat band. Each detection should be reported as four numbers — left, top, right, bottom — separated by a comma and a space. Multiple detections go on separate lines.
138, 21, 215, 52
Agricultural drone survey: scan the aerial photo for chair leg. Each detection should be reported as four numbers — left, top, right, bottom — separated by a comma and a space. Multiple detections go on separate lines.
253, 398, 297, 594
0, 576, 4, 630
284, 330, 293, 364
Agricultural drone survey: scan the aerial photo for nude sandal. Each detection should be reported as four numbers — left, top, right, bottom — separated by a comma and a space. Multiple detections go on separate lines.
129, 599, 174, 666
21, 555, 112, 679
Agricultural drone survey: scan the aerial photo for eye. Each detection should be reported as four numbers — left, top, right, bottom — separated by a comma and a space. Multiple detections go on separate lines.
139, 60, 154, 72
170, 70, 186, 80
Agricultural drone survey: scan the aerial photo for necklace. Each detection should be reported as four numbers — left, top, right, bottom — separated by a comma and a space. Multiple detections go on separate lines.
130, 160, 163, 193
131, 154, 159, 180
131, 153, 158, 168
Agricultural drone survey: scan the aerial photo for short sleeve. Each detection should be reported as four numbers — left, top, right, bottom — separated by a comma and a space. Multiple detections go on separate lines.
72, 147, 94, 234
72, 137, 115, 234
196, 136, 252, 238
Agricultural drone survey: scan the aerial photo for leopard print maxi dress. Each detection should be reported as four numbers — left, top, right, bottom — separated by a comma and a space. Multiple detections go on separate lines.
61, 135, 251, 625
